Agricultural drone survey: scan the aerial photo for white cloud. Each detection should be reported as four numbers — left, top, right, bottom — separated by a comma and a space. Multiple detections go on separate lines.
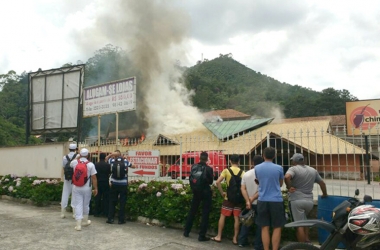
1, 0, 380, 100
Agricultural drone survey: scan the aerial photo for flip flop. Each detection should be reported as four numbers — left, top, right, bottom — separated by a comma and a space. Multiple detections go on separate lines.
211, 237, 221, 243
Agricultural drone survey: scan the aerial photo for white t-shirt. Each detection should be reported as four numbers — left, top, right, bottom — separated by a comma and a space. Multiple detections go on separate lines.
241, 168, 259, 205
70, 157, 97, 188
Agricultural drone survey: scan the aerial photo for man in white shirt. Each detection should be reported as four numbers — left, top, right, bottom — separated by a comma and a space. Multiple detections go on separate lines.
238, 155, 264, 249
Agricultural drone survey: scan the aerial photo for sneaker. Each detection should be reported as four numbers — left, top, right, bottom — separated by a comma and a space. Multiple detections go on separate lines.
183, 232, 189, 237
198, 236, 210, 242
118, 220, 126, 225
106, 219, 114, 224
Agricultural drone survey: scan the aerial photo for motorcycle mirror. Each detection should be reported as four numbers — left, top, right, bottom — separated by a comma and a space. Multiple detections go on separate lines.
355, 189, 359, 196
364, 195, 373, 203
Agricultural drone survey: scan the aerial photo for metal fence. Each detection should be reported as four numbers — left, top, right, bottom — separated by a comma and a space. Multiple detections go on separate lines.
79, 125, 380, 200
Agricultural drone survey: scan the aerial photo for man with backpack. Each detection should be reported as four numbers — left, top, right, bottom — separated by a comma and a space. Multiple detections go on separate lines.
71, 148, 98, 231
254, 147, 286, 250
211, 154, 245, 245
183, 152, 213, 241
105, 150, 136, 224
60, 143, 78, 219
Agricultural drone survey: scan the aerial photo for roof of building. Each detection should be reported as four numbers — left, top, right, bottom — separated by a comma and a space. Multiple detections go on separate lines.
275, 115, 346, 126
203, 109, 251, 121
203, 118, 274, 140
101, 119, 365, 156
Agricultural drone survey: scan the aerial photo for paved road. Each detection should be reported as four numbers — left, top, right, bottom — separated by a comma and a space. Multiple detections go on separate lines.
0, 199, 241, 250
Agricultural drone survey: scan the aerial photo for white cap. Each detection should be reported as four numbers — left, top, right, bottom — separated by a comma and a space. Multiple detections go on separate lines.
80, 148, 89, 157
69, 144, 77, 150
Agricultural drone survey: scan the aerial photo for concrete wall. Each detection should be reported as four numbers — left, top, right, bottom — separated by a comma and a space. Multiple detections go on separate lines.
0, 143, 70, 178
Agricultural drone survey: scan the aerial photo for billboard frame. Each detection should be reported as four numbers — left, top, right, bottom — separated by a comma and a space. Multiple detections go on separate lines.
27, 64, 85, 139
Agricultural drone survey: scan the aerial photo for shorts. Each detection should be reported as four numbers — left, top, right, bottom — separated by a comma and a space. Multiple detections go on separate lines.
256, 201, 286, 228
289, 200, 314, 221
221, 200, 242, 217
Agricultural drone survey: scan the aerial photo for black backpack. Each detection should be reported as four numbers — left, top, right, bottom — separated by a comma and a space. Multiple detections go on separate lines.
189, 163, 206, 191
226, 168, 244, 204
64, 154, 77, 181
111, 157, 127, 180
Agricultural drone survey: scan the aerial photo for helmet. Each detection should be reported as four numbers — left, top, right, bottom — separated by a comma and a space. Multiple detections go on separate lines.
348, 205, 380, 235
239, 209, 255, 227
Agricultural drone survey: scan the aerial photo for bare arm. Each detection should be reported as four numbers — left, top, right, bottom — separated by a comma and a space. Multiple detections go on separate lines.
284, 173, 296, 193
241, 184, 251, 209
284, 173, 292, 189
91, 175, 98, 196
318, 180, 328, 197
216, 175, 226, 198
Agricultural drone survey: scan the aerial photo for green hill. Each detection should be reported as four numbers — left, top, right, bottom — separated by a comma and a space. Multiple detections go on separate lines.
184, 54, 357, 118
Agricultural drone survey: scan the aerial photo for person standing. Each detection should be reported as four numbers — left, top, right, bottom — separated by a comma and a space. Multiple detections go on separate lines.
211, 154, 245, 245
184, 152, 214, 241
60, 143, 78, 219
255, 147, 286, 250
285, 153, 328, 243
238, 155, 264, 249
94, 153, 111, 217
71, 148, 98, 231
106, 150, 136, 224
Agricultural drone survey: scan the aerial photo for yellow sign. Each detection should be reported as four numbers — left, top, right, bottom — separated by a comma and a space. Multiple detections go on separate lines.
346, 99, 380, 135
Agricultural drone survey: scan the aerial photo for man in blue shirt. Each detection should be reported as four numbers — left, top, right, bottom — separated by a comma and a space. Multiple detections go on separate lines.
105, 150, 136, 224
255, 147, 286, 250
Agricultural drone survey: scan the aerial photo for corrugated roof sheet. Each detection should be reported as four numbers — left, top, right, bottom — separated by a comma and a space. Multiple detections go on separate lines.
203, 118, 274, 140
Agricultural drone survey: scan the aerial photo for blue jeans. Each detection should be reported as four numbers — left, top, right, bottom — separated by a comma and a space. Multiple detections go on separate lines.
238, 205, 263, 249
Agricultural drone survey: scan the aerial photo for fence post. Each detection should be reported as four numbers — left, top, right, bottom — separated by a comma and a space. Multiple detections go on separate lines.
180, 136, 183, 179
365, 135, 370, 184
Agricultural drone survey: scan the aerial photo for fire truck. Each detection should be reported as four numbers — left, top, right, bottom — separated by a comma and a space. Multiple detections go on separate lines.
168, 151, 227, 180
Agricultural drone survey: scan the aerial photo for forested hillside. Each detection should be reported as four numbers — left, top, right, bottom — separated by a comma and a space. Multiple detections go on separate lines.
0, 46, 358, 146
184, 54, 358, 118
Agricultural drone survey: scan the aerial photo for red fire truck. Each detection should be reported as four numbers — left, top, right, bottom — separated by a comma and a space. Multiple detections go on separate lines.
168, 151, 227, 180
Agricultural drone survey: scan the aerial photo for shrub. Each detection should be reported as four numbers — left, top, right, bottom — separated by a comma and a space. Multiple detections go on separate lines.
0, 174, 296, 240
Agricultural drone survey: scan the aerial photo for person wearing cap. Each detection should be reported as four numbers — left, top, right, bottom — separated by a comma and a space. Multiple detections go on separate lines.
94, 153, 111, 217
285, 153, 328, 243
237, 155, 264, 249
254, 147, 286, 250
70, 148, 98, 231
60, 143, 78, 219
183, 152, 213, 242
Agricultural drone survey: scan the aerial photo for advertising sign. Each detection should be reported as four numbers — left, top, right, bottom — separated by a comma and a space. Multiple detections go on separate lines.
83, 77, 136, 117
346, 99, 380, 135
128, 150, 160, 177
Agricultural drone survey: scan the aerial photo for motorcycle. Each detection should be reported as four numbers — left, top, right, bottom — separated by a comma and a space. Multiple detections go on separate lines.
281, 190, 380, 250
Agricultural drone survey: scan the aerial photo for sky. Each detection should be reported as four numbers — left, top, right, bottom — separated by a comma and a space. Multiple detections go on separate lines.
1, 0, 380, 100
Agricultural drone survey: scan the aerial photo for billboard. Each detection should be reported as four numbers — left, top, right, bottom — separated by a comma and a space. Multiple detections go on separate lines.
28, 65, 84, 135
83, 77, 136, 117
346, 99, 380, 135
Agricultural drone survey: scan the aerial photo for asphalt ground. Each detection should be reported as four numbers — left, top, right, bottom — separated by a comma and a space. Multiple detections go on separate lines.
0, 199, 246, 250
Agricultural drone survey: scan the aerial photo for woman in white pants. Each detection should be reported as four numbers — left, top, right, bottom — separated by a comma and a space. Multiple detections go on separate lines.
70, 148, 98, 231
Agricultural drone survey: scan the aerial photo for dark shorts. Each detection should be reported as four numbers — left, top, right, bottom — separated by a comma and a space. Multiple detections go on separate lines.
256, 201, 286, 228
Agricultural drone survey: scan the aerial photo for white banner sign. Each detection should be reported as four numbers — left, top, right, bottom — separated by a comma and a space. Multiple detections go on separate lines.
128, 150, 160, 177
83, 77, 136, 117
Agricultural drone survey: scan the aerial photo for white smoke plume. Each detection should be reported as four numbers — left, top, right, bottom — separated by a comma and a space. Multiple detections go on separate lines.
73, 0, 204, 136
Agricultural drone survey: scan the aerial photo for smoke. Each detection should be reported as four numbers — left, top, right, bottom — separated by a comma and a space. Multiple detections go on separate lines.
73, 0, 204, 136
270, 106, 285, 122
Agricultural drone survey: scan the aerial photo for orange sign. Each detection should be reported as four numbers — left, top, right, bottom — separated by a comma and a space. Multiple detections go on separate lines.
346, 99, 380, 135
